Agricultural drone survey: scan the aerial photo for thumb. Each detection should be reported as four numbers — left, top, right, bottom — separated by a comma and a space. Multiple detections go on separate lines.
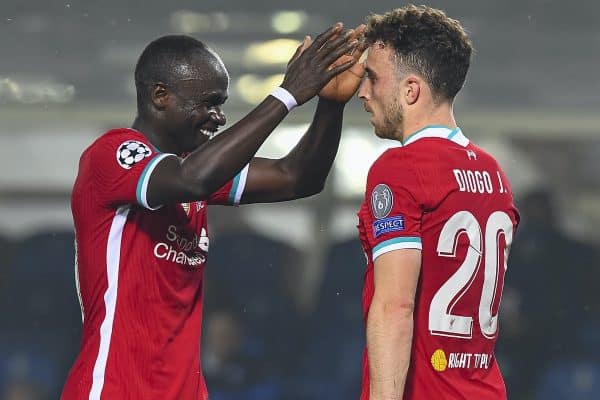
300, 35, 312, 52
288, 35, 312, 67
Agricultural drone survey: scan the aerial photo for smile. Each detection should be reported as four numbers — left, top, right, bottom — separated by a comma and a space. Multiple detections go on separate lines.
199, 129, 217, 138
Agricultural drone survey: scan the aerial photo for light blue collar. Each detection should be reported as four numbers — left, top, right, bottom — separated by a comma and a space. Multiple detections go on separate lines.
401, 125, 469, 147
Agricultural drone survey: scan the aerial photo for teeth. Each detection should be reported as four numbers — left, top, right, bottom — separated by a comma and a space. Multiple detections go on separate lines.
199, 129, 214, 138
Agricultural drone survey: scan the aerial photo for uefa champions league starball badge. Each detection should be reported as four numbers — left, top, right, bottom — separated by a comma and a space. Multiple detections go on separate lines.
116, 140, 152, 169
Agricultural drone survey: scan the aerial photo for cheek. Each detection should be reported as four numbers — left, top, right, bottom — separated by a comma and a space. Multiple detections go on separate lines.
374, 83, 390, 101
168, 108, 191, 126
378, 87, 400, 111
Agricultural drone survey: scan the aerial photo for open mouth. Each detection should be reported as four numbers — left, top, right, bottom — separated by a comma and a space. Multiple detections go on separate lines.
199, 128, 218, 139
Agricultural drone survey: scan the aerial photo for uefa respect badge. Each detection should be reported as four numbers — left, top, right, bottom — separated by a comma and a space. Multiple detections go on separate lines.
372, 215, 405, 238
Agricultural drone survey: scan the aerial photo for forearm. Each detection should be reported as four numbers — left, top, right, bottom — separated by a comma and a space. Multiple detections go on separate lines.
367, 299, 414, 400
181, 96, 288, 196
281, 97, 345, 195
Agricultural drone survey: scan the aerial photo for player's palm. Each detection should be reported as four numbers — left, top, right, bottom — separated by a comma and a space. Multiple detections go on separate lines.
319, 24, 367, 103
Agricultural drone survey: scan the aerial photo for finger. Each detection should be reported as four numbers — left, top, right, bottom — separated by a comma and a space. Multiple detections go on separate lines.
350, 39, 369, 62
347, 60, 366, 79
309, 22, 343, 53
301, 35, 312, 52
287, 35, 311, 67
321, 39, 360, 67
324, 58, 358, 80
316, 27, 344, 52
314, 28, 356, 61
340, 24, 366, 58
350, 24, 366, 41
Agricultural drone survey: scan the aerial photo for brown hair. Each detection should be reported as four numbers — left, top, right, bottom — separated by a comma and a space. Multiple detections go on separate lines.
365, 5, 473, 101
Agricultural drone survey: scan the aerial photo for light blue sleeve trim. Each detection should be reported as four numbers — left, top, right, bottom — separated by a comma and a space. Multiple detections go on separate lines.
228, 164, 249, 206
372, 236, 422, 261
135, 153, 175, 210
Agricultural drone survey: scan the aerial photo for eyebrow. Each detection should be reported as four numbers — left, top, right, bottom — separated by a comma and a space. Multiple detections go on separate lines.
364, 66, 377, 79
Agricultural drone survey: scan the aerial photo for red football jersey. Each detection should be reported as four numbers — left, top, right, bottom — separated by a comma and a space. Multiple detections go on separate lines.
62, 128, 248, 400
357, 126, 519, 400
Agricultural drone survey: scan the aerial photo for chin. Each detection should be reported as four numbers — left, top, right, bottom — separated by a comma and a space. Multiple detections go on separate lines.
194, 135, 210, 148
180, 140, 204, 155
373, 127, 395, 141
374, 130, 389, 140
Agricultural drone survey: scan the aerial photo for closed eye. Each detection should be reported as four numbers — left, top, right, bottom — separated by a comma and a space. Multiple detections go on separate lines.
364, 67, 377, 82
205, 94, 228, 107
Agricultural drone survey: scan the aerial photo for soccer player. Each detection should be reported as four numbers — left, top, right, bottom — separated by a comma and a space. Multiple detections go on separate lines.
62, 24, 366, 400
356, 6, 519, 400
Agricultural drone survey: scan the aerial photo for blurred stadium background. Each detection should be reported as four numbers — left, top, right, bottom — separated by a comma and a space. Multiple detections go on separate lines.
1, 0, 599, 399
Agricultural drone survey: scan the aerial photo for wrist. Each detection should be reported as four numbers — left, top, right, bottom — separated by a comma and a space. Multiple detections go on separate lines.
317, 96, 347, 109
270, 86, 298, 112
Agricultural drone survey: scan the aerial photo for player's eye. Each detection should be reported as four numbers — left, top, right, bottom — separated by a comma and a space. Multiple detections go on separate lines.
204, 95, 226, 107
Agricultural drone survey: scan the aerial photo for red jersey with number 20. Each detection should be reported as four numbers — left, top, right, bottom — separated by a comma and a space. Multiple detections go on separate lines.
62, 128, 248, 400
358, 126, 519, 400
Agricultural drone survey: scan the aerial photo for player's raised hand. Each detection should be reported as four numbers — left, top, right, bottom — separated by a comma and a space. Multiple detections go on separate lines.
318, 24, 367, 103
280, 23, 361, 106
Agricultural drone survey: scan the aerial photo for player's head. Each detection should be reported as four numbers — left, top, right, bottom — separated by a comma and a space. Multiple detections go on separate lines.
135, 35, 229, 153
358, 5, 473, 140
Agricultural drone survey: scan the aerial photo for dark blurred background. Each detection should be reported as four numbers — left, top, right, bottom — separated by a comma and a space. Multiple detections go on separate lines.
1, 1, 599, 399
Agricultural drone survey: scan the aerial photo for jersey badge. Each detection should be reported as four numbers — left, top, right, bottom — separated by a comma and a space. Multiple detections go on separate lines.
431, 349, 448, 372
116, 140, 152, 169
373, 215, 405, 237
371, 183, 393, 219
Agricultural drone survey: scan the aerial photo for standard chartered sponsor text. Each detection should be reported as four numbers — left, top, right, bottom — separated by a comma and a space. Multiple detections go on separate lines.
153, 225, 209, 267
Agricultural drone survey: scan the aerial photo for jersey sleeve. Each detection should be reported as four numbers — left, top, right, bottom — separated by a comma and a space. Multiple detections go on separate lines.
88, 130, 175, 210
364, 152, 423, 261
206, 164, 249, 206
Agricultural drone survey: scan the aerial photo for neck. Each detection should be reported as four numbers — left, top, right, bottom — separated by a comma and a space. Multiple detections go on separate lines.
399, 101, 456, 142
132, 114, 179, 154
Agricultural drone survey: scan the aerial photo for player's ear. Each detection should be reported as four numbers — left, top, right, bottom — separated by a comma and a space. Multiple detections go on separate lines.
151, 82, 170, 110
404, 75, 421, 106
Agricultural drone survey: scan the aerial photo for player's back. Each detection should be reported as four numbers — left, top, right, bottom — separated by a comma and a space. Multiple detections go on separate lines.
358, 128, 519, 400
405, 135, 518, 399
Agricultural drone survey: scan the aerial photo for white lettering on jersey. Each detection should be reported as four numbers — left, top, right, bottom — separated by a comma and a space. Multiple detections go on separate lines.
497, 171, 506, 194
446, 352, 492, 370
453, 169, 494, 194
154, 225, 209, 268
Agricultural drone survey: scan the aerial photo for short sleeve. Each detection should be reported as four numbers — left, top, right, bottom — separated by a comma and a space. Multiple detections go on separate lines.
207, 164, 249, 206
363, 152, 422, 261
88, 129, 175, 210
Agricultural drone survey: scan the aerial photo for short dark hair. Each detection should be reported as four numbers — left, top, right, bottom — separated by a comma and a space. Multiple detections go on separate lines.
365, 5, 473, 101
134, 35, 212, 109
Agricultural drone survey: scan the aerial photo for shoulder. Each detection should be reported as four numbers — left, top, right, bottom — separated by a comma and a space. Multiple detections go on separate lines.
468, 142, 503, 166
84, 128, 155, 167
367, 147, 419, 188
369, 148, 404, 177
88, 128, 149, 151
364, 148, 422, 217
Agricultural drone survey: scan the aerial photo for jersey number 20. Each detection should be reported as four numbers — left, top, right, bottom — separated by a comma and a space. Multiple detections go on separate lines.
429, 211, 513, 339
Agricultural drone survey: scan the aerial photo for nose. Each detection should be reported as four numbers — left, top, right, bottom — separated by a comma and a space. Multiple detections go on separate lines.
208, 107, 226, 126
357, 79, 369, 101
